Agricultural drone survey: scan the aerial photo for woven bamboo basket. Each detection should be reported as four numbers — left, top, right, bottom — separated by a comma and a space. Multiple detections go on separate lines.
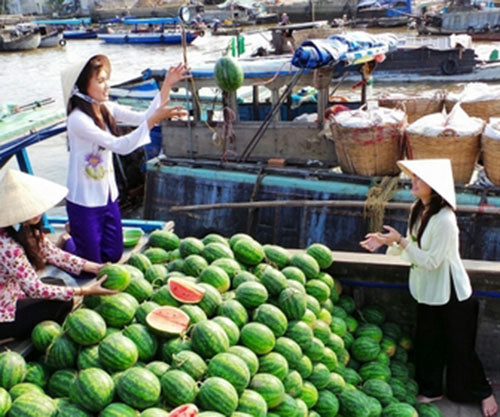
406, 129, 480, 184
379, 94, 445, 124
481, 134, 500, 185
329, 121, 405, 176
444, 99, 500, 121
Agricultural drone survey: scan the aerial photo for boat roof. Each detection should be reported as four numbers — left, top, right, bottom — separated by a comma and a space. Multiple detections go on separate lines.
123, 17, 180, 25
33, 18, 91, 25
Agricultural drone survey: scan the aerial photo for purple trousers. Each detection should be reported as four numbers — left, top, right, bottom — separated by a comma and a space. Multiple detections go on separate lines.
65, 198, 123, 264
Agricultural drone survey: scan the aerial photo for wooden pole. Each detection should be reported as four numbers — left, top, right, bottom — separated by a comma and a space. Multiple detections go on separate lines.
169, 199, 500, 216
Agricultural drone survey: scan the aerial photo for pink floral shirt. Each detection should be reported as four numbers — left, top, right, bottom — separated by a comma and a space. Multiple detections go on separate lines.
0, 229, 85, 322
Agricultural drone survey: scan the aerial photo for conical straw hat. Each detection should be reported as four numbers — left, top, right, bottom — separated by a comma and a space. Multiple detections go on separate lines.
61, 54, 110, 107
0, 169, 68, 228
397, 159, 456, 210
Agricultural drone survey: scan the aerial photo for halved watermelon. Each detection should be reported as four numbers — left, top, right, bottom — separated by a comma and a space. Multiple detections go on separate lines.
123, 227, 144, 247
146, 306, 190, 336
168, 403, 199, 417
168, 278, 205, 304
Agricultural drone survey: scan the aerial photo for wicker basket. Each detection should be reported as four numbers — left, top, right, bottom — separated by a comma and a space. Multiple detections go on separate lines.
406, 129, 480, 184
330, 121, 405, 176
481, 134, 500, 185
379, 94, 445, 124
444, 99, 500, 121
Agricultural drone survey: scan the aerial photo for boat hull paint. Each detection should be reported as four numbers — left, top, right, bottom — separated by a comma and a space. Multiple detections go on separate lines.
39, 31, 63, 48
98, 32, 198, 44
0, 32, 41, 51
63, 30, 98, 39
144, 162, 500, 261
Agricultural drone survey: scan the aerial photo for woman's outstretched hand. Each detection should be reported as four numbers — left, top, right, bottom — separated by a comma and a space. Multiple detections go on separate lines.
360, 233, 385, 252
161, 63, 191, 102
148, 98, 189, 129
80, 275, 118, 296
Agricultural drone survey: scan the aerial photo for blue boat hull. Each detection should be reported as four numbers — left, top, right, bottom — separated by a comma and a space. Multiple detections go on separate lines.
98, 32, 198, 44
63, 30, 98, 39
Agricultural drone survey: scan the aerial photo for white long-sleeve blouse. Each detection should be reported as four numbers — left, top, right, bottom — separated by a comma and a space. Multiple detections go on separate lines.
388, 206, 472, 305
66, 94, 160, 207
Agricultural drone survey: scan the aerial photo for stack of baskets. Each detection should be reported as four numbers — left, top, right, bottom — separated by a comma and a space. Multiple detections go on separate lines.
329, 107, 406, 176
445, 97, 500, 122
379, 91, 446, 124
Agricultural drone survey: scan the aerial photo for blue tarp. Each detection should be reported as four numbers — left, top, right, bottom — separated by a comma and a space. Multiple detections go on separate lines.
291, 32, 398, 69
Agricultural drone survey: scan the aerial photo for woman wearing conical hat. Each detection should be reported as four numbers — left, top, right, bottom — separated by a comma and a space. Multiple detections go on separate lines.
360, 159, 498, 417
60, 55, 189, 265
0, 169, 116, 341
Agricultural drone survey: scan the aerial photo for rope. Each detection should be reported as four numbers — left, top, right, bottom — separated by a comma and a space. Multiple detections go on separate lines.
363, 176, 400, 233
221, 106, 237, 162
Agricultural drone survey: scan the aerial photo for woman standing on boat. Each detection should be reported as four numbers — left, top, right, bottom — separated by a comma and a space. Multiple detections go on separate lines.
60, 54, 189, 264
360, 159, 498, 417
0, 169, 115, 341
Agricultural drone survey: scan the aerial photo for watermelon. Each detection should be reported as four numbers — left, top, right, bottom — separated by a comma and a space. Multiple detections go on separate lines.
202, 242, 234, 263
382, 403, 418, 417
54, 398, 91, 417
351, 336, 381, 362
229, 233, 253, 248
313, 390, 339, 417
281, 267, 306, 285
217, 299, 249, 328
145, 264, 169, 285
305, 280, 331, 303
123, 264, 145, 280
171, 350, 207, 380
0, 387, 10, 417
148, 230, 180, 250
64, 308, 107, 345
77, 345, 101, 370
228, 345, 260, 377
168, 404, 199, 417
283, 370, 303, 397
198, 282, 223, 317
168, 277, 205, 303
44, 335, 77, 370
124, 276, 154, 302
416, 403, 444, 417
390, 360, 410, 382
182, 255, 209, 277
0, 351, 26, 390
152, 285, 181, 307
31, 320, 63, 352
160, 370, 198, 407
99, 333, 139, 372
260, 267, 288, 296
99, 264, 132, 291
359, 361, 391, 382
240, 322, 276, 355
8, 393, 56, 417
259, 352, 289, 380
136, 301, 160, 325
9, 382, 43, 401
123, 323, 158, 361
306, 243, 334, 269
326, 372, 346, 395
253, 303, 288, 338
273, 337, 303, 368
203, 233, 229, 246
24, 362, 49, 388
289, 253, 320, 279
47, 369, 77, 397
69, 367, 115, 412
145, 361, 170, 378
143, 247, 170, 264
278, 288, 307, 320
236, 281, 268, 308
116, 367, 161, 409
160, 337, 192, 363
339, 389, 371, 417
141, 408, 170, 417
286, 321, 313, 351
232, 271, 259, 288
212, 258, 242, 279
356, 323, 383, 343
337, 295, 356, 314
273, 393, 299, 417
214, 56, 244, 92
212, 316, 240, 345
191, 320, 230, 359
237, 389, 268, 417
249, 373, 285, 408
207, 352, 250, 394
181, 304, 208, 324
100, 402, 139, 417
97, 293, 138, 328
312, 320, 332, 344
179, 237, 205, 257
263, 245, 291, 269
146, 306, 190, 336
362, 379, 393, 406
232, 238, 265, 266
299, 381, 318, 408
199, 265, 231, 293
198, 376, 239, 416
127, 253, 153, 273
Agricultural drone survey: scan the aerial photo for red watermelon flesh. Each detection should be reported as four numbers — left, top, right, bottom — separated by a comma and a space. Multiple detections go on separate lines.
168, 278, 205, 303
146, 306, 190, 335
168, 404, 199, 417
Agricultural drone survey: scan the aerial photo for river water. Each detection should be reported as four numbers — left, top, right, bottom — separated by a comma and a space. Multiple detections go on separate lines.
1, 27, 499, 216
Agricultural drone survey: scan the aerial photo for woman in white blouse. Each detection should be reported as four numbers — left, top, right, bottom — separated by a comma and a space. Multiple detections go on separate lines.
60, 55, 188, 264
360, 159, 497, 417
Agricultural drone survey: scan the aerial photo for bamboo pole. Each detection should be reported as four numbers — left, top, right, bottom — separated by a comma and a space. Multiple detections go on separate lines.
169, 199, 500, 216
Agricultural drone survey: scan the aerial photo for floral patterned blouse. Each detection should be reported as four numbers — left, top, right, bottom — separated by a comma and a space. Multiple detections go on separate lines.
0, 229, 85, 322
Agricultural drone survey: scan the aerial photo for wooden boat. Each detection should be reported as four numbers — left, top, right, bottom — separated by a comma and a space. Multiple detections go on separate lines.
98, 17, 201, 45
0, 26, 40, 51
34, 18, 97, 40
38, 25, 64, 48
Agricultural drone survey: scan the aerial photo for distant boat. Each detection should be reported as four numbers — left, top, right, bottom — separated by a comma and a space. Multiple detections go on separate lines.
0, 26, 41, 51
98, 17, 201, 45
37, 25, 65, 48
33, 18, 98, 40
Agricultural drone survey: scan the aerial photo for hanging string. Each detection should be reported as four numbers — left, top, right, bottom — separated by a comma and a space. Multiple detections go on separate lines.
363, 176, 400, 233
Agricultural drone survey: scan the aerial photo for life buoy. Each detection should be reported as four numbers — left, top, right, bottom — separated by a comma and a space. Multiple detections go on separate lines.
441, 58, 459, 75
59, 38, 66, 46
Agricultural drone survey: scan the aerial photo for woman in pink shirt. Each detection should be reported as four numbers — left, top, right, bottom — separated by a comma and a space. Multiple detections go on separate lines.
0, 169, 115, 340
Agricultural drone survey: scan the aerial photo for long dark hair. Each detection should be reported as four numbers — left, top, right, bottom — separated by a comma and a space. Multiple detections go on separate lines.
67, 55, 119, 136
408, 189, 453, 247
6, 221, 45, 270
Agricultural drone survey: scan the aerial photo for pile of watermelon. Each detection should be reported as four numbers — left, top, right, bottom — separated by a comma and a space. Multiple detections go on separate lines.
0, 231, 444, 417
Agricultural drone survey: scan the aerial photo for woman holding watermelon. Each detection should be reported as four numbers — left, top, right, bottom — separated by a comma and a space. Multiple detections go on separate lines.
0, 169, 116, 341
60, 54, 189, 265
360, 159, 498, 417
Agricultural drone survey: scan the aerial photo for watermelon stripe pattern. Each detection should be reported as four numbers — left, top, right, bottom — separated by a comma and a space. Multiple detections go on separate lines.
69, 367, 115, 412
